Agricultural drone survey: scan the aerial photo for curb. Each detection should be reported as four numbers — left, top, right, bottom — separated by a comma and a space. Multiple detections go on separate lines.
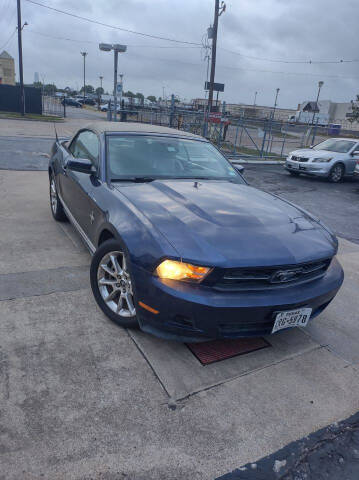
231, 160, 285, 165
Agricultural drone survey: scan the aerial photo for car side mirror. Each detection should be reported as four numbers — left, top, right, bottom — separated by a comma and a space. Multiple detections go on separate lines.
351, 150, 359, 156
234, 165, 245, 175
67, 158, 95, 174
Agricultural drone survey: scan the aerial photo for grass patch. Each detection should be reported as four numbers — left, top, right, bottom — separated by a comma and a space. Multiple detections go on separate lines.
222, 142, 284, 159
0, 111, 64, 122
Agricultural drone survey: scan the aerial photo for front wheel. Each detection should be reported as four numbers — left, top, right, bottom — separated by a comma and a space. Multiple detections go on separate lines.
289, 170, 300, 177
49, 174, 67, 221
90, 239, 139, 329
329, 163, 344, 183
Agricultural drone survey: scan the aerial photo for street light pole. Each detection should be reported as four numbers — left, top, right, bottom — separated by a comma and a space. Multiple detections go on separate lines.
17, 0, 25, 116
99, 43, 126, 122
80, 52, 87, 103
113, 50, 118, 121
312, 80, 324, 126
253, 91, 258, 106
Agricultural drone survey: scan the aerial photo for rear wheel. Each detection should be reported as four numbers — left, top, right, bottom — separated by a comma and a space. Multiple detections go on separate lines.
50, 174, 67, 221
329, 163, 344, 183
90, 239, 139, 329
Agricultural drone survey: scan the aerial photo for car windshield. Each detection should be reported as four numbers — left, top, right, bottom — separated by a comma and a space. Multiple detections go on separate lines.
313, 139, 356, 153
107, 135, 242, 181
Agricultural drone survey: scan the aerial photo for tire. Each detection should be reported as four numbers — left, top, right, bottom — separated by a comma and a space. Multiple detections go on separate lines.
289, 171, 300, 177
90, 239, 139, 329
49, 174, 67, 221
329, 163, 344, 183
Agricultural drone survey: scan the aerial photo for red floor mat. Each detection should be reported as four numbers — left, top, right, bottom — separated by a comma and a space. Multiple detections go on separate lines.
186, 337, 270, 365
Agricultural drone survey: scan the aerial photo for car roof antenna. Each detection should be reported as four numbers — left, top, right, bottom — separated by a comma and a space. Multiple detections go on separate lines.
53, 123, 59, 143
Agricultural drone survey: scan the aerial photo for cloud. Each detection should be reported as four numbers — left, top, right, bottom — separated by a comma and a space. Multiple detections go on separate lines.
1, 0, 358, 107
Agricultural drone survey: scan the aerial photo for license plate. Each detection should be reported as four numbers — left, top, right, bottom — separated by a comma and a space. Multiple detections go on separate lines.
272, 307, 312, 334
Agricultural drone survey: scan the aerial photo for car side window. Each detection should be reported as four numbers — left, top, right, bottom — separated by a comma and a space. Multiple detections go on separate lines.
69, 130, 100, 169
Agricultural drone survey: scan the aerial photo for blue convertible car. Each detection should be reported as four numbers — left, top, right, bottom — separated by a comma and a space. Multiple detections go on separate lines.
49, 122, 343, 342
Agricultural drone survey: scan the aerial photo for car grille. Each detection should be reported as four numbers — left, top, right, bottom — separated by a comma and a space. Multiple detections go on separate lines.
291, 155, 309, 162
214, 259, 331, 291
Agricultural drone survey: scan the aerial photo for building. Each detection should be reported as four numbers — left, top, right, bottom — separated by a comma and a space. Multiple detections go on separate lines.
293, 100, 354, 126
226, 103, 296, 121
0, 51, 15, 85
34, 72, 40, 84
192, 98, 221, 111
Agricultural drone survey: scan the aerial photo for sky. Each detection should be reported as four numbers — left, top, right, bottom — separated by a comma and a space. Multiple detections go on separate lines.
1, 0, 359, 109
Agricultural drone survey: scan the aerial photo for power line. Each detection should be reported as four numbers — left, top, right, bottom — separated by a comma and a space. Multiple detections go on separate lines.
23, 0, 202, 45
27, 30, 202, 49
25, 28, 359, 81
219, 47, 359, 65
0, 27, 17, 51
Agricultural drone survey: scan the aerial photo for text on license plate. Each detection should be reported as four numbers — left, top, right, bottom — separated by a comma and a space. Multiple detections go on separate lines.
272, 307, 312, 334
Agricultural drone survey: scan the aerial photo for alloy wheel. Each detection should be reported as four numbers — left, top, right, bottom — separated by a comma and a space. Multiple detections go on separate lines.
330, 164, 343, 182
97, 250, 136, 317
50, 177, 58, 213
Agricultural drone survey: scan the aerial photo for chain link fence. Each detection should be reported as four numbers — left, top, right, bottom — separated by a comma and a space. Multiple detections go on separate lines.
105, 101, 328, 161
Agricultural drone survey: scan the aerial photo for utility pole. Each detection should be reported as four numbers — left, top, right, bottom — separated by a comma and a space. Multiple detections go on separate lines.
253, 91, 258, 106
207, 1, 226, 113
80, 52, 87, 103
99, 75, 103, 91
17, 0, 25, 116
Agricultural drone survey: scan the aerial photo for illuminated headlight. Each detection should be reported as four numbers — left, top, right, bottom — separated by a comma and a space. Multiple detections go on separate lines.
312, 157, 333, 163
155, 259, 211, 283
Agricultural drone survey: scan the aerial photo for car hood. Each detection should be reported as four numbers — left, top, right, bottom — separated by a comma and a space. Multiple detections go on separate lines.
289, 148, 344, 160
113, 180, 337, 268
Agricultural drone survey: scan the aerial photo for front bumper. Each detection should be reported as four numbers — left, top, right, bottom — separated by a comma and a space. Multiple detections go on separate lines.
132, 257, 344, 342
285, 160, 331, 177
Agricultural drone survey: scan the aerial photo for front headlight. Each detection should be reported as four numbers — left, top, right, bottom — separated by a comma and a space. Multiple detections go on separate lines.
312, 157, 333, 163
155, 259, 211, 283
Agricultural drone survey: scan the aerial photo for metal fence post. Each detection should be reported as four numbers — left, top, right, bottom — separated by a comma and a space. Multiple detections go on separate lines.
233, 123, 240, 154
63, 96, 66, 118
311, 117, 319, 146
260, 119, 268, 158
218, 101, 226, 147
169, 94, 175, 127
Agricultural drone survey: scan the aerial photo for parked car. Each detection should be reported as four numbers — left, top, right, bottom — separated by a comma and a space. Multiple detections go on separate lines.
285, 138, 359, 182
76, 97, 96, 106
100, 102, 121, 113
61, 98, 82, 108
354, 160, 359, 177
48, 122, 343, 342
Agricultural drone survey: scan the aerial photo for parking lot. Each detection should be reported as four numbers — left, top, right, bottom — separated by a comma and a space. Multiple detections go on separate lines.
1, 117, 359, 479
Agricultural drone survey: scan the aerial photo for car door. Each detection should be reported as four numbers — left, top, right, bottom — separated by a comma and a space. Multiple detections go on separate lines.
60, 129, 100, 236
347, 142, 359, 174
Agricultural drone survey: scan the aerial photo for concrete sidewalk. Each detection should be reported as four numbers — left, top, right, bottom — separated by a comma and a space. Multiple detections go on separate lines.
0, 170, 358, 479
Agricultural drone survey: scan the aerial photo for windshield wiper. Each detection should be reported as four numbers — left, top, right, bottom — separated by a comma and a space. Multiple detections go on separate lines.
111, 177, 155, 183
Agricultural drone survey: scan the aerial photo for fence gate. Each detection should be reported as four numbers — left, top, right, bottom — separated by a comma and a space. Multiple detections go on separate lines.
42, 95, 65, 117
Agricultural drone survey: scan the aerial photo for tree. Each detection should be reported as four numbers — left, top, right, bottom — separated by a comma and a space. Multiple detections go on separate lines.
147, 95, 156, 103
33, 81, 42, 89
124, 90, 135, 98
44, 83, 57, 94
80, 84, 94, 94
349, 96, 359, 123
95, 87, 104, 96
